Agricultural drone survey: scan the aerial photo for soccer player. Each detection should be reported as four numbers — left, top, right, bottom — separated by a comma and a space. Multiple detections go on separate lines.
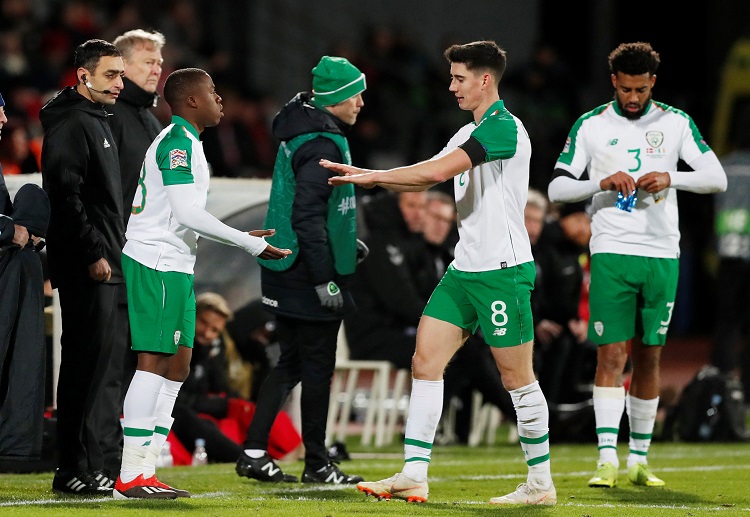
113, 68, 290, 499
322, 40, 556, 506
548, 42, 727, 488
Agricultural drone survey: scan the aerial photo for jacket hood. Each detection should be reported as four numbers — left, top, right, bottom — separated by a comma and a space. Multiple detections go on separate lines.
12, 183, 50, 238
118, 76, 160, 109
39, 86, 110, 130
272, 91, 346, 142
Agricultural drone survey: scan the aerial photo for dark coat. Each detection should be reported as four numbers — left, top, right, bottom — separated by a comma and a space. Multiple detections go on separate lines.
261, 92, 356, 321
105, 76, 163, 223
0, 179, 49, 462
40, 87, 125, 287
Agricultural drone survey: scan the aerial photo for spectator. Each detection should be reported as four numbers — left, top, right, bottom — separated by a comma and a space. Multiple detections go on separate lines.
41, 39, 126, 496
169, 293, 301, 464
344, 191, 428, 370
0, 92, 49, 469
533, 200, 596, 405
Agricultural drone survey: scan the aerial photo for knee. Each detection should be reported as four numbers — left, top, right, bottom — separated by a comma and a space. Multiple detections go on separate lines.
597, 345, 628, 373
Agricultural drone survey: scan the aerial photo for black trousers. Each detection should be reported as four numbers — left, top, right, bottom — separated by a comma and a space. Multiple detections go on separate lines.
92, 285, 134, 473
171, 405, 242, 463
55, 280, 120, 474
244, 316, 339, 469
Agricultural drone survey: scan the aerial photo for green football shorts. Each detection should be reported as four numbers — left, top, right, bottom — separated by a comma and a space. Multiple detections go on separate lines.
122, 253, 195, 354
423, 262, 535, 348
588, 253, 679, 346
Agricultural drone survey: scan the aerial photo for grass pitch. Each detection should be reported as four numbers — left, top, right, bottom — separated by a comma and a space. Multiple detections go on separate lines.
1, 431, 749, 516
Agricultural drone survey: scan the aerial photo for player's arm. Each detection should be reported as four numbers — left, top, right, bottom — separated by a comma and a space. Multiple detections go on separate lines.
165, 184, 289, 258
548, 169, 602, 202
322, 147, 471, 192
640, 151, 727, 194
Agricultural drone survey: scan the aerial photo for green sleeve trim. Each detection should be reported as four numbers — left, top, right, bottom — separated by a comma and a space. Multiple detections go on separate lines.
654, 101, 711, 153
557, 103, 610, 166
471, 112, 517, 162
156, 126, 195, 186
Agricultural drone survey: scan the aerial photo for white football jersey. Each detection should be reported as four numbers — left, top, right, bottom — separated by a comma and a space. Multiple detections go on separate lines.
555, 100, 714, 258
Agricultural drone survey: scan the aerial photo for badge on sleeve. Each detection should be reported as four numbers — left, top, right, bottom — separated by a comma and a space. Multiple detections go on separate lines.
169, 149, 188, 169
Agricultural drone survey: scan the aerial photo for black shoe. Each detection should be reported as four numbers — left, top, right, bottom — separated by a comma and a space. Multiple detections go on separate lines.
52, 470, 113, 496
302, 462, 363, 484
235, 452, 298, 483
327, 441, 351, 462
93, 469, 116, 489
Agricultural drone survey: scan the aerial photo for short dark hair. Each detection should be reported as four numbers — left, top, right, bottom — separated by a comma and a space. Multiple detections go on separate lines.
74, 39, 121, 71
444, 40, 507, 81
608, 42, 660, 76
163, 68, 209, 108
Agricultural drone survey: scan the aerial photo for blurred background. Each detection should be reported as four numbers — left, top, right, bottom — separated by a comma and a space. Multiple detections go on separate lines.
2, 0, 750, 339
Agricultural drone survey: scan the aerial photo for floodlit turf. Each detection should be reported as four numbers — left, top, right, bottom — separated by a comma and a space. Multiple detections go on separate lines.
1, 432, 749, 516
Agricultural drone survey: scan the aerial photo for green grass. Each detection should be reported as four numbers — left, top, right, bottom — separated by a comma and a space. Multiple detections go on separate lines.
2, 429, 749, 516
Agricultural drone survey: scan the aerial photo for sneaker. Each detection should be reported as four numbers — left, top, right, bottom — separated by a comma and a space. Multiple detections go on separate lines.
588, 462, 618, 488
357, 473, 428, 503
235, 452, 298, 483
628, 463, 665, 487
93, 470, 116, 490
146, 476, 191, 497
52, 470, 113, 496
302, 462, 363, 484
112, 474, 178, 499
489, 483, 557, 506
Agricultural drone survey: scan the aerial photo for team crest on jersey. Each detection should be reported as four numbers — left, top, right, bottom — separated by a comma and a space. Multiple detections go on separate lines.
169, 149, 188, 169
645, 131, 664, 148
594, 321, 604, 337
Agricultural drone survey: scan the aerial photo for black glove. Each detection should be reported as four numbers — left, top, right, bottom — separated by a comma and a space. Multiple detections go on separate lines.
315, 281, 343, 310
356, 239, 369, 264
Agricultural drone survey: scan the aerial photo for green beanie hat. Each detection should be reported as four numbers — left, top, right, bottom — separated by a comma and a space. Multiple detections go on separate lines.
312, 56, 366, 106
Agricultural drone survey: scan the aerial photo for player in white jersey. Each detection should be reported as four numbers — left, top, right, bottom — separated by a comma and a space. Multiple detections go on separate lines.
322, 40, 555, 507
114, 68, 291, 500
548, 42, 727, 489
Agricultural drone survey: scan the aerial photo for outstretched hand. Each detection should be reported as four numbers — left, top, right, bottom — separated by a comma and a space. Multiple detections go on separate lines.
247, 228, 291, 260
320, 159, 378, 188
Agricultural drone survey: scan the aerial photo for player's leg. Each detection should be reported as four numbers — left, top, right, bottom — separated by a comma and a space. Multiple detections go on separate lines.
626, 256, 677, 487
587, 253, 638, 487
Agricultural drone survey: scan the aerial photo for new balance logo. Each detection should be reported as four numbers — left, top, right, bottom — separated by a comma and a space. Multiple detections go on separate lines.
493, 328, 507, 336
103, 138, 111, 148
657, 327, 668, 335
326, 471, 344, 484
261, 462, 280, 477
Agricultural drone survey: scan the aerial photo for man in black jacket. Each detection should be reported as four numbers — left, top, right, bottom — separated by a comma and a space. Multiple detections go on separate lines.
91, 28, 166, 483
235, 56, 367, 485
40, 39, 125, 496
